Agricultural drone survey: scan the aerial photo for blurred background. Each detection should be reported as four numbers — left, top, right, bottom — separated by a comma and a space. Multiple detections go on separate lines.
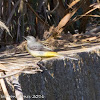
0, 0, 100, 45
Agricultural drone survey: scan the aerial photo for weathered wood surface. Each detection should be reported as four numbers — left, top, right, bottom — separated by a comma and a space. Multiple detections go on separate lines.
0, 43, 100, 100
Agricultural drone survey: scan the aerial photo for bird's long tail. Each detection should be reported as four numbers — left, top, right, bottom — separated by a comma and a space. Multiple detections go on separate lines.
57, 53, 78, 60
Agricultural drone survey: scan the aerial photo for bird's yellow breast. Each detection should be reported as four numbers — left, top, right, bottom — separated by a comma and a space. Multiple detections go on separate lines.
44, 52, 58, 57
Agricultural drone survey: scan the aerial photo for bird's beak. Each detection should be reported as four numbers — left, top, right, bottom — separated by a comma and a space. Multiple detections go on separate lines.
23, 36, 27, 40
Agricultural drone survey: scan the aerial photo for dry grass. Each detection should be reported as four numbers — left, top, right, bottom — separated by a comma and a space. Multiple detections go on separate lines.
0, 20, 12, 37
0, 20, 10, 33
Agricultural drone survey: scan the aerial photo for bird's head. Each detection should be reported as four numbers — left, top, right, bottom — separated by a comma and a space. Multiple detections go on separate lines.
23, 36, 36, 43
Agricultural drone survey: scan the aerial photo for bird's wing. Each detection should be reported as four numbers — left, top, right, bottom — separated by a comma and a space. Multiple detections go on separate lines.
36, 42, 52, 51
27, 42, 52, 51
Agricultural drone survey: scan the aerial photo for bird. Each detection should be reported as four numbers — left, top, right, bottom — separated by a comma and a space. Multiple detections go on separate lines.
24, 36, 58, 58
24, 36, 78, 60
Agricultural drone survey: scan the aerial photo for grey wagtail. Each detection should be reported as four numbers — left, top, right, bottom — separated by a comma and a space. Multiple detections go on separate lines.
24, 36, 78, 60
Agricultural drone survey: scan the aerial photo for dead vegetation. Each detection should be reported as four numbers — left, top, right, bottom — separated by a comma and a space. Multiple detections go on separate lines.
0, 0, 100, 99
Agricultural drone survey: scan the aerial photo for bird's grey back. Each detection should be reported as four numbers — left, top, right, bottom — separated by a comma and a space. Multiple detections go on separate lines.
26, 36, 51, 51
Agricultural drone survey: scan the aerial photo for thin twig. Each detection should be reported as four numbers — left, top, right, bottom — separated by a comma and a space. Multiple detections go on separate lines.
24, 1, 49, 28
0, 72, 11, 100
0, 67, 26, 79
10, 76, 24, 100
7, 0, 21, 25
49, 0, 59, 14
0, 64, 10, 72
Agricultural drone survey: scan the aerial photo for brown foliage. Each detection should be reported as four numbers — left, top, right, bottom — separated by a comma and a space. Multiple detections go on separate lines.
0, 0, 99, 43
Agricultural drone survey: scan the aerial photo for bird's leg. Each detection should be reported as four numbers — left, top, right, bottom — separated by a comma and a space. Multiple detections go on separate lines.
40, 57, 43, 61
38, 57, 43, 63
34, 57, 42, 65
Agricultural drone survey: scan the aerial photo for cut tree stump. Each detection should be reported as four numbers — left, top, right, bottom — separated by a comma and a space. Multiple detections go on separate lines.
0, 43, 100, 100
